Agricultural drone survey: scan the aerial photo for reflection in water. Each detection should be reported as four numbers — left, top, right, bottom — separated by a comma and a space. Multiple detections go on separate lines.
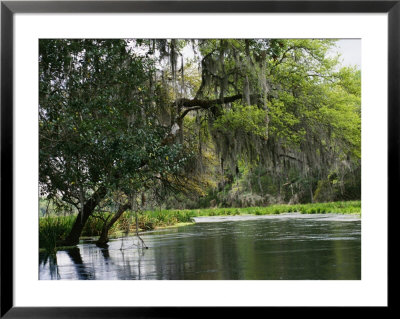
39, 214, 361, 280
65, 247, 94, 280
39, 253, 60, 280
100, 247, 110, 259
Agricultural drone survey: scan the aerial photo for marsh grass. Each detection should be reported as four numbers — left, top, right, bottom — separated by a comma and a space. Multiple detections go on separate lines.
154, 200, 361, 218
39, 215, 75, 254
39, 200, 360, 252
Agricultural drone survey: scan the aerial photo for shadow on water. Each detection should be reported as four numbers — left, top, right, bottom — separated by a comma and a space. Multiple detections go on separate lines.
39, 253, 60, 280
66, 247, 94, 280
39, 214, 361, 280
100, 247, 110, 259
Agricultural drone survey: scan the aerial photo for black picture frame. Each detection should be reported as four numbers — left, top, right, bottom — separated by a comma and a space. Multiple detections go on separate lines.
1, 0, 395, 317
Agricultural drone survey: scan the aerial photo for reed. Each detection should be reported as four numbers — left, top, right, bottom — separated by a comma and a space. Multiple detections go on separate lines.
39, 200, 360, 251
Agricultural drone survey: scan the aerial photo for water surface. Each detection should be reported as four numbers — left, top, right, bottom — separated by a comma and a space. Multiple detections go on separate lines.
39, 213, 361, 280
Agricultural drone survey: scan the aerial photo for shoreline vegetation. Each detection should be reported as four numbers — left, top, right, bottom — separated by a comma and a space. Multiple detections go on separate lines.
40, 200, 360, 253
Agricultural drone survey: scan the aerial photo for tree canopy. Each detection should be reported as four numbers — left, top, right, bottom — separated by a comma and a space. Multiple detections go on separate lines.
39, 38, 361, 245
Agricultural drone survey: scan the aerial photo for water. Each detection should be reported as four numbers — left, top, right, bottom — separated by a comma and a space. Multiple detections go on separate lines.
39, 213, 361, 280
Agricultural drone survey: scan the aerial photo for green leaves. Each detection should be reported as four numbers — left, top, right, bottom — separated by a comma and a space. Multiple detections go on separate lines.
39, 39, 188, 209
39, 37, 361, 217
213, 103, 268, 138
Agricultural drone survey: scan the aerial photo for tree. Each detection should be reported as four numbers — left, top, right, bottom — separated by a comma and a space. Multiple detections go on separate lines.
154, 39, 361, 205
39, 39, 188, 245
263, 41, 361, 202
39, 38, 361, 245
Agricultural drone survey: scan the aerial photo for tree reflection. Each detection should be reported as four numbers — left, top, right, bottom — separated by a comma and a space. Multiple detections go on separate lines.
66, 247, 94, 279
39, 218, 360, 280
39, 253, 60, 280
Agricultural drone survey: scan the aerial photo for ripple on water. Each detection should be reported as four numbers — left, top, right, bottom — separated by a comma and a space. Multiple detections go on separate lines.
39, 212, 361, 280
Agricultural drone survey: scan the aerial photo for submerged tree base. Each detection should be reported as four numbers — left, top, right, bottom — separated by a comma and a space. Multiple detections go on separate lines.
39, 200, 360, 254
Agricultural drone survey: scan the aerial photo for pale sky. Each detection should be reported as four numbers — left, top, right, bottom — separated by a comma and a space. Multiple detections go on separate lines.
334, 39, 361, 68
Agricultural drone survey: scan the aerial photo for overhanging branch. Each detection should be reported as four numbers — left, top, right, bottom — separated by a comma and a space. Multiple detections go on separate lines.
176, 94, 243, 120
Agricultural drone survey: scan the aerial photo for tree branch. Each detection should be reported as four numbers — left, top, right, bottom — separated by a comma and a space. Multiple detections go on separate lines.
176, 94, 243, 120
278, 153, 303, 163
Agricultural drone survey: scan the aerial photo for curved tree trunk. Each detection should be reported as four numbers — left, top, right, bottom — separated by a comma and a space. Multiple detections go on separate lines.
63, 91, 228, 248
63, 186, 107, 246
96, 202, 131, 247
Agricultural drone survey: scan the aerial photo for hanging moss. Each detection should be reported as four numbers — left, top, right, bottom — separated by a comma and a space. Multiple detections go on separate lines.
143, 39, 360, 206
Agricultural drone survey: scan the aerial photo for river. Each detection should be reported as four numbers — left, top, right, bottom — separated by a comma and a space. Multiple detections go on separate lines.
39, 213, 361, 280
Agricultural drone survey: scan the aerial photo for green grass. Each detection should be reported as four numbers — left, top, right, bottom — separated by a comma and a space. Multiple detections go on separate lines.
38, 209, 197, 251
39, 215, 75, 254
39, 200, 360, 252
164, 200, 361, 218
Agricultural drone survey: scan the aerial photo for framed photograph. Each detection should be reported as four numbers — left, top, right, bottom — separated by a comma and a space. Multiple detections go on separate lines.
1, 0, 395, 317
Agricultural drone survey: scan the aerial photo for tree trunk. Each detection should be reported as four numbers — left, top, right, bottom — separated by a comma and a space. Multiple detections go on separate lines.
96, 202, 131, 247
96, 224, 111, 248
310, 183, 314, 203
63, 186, 107, 246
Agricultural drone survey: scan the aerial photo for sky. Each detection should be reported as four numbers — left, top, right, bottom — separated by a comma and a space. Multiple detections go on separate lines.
334, 39, 361, 68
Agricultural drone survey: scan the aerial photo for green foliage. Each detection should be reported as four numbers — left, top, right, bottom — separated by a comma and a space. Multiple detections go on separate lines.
213, 103, 268, 138
190, 39, 360, 208
39, 38, 361, 244
149, 200, 361, 218
39, 215, 75, 253
39, 200, 360, 249
39, 209, 197, 249
39, 39, 193, 244
40, 39, 187, 204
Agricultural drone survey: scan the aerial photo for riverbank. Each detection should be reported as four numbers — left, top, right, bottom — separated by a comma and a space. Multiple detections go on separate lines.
39, 200, 360, 252
179, 200, 361, 217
